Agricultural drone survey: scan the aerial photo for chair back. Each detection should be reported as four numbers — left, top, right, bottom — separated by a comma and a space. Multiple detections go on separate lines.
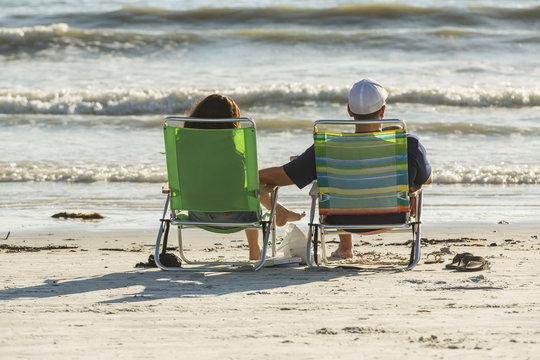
313, 119, 410, 224
163, 117, 261, 213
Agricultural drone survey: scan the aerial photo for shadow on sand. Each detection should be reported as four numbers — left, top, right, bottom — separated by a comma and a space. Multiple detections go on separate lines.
0, 265, 401, 304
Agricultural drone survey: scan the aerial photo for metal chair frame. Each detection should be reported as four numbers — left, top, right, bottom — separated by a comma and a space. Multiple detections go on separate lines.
155, 116, 278, 271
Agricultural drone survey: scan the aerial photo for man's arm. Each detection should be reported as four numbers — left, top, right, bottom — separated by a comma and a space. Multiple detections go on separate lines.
259, 166, 294, 187
260, 145, 316, 189
407, 135, 432, 194
424, 172, 433, 185
409, 171, 432, 195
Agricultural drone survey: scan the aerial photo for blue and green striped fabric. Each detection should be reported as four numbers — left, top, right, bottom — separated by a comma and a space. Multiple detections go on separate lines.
314, 129, 410, 216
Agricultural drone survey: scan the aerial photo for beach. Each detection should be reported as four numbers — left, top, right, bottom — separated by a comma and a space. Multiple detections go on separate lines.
1, 222, 539, 359
1, 0, 540, 358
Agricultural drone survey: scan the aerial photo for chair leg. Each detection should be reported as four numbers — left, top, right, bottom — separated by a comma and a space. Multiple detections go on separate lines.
405, 223, 421, 270
161, 220, 170, 256
306, 225, 313, 267
306, 195, 318, 267
176, 226, 192, 264
254, 222, 271, 271
406, 191, 423, 270
320, 230, 328, 265
154, 221, 168, 270
271, 190, 277, 258
154, 194, 173, 271
313, 225, 319, 264
254, 188, 279, 271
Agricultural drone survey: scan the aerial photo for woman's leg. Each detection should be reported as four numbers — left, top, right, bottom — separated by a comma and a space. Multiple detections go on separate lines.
259, 192, 305, 226
246, 192, 306, 260
245, 228, 261, 260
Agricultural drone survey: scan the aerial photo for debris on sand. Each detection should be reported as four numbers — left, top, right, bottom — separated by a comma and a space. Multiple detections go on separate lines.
52, 212, 104, 220
99, 247, 143, 252
135, 253, 181, 268
0, 244, 78, 253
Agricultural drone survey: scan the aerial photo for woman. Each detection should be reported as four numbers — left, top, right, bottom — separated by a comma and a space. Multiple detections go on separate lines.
184, 94, 304, 260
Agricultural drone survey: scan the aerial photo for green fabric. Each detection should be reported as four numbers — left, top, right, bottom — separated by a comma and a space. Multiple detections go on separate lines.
163, 126, 260, 213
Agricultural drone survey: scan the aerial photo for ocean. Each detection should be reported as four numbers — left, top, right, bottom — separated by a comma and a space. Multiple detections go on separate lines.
1, 0, 539, 232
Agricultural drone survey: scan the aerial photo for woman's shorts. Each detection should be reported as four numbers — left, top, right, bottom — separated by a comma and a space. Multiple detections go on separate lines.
188, 211, 260, 230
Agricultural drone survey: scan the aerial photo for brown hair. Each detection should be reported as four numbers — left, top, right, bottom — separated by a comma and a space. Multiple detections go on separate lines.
184, 94, 240, 129
350, 107, 383, 120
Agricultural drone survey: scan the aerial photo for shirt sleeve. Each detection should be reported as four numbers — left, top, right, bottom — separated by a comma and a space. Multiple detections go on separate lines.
407, 135, 432, 187
282, 145, 317, 189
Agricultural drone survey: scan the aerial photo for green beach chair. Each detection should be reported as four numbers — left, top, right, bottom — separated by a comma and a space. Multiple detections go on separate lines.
155, 116, 278, 271
306, 119, 423, 270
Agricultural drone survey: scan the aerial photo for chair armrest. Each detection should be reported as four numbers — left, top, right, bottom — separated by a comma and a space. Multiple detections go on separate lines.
408, 189, 422, 198
162, 182, 170, 194
309, 181, 319, 198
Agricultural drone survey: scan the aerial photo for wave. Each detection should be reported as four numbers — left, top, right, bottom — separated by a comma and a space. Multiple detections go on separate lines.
1, 113, 539, 136
436, 165, 540, 185
0, 114, 317, 131
0, 88, 202, 116
2, 161, 539, 185
0, 23, 520, 60
12, 4, 540, 29
0, 161, 167, 183
390, 88, 540, 108
0, 23, 537, 57
410, 122, 540, 136
0, 24, 203, 57
1, 85, 539, 117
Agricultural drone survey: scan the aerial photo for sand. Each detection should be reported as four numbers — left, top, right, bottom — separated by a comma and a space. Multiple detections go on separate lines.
1, 222, 539, 359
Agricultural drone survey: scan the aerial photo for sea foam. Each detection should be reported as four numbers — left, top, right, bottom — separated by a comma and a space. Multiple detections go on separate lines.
1, 86, 539, 116
2, 161, 538, 184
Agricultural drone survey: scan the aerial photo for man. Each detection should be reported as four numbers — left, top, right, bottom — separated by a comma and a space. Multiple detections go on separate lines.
259, 78, 432, 259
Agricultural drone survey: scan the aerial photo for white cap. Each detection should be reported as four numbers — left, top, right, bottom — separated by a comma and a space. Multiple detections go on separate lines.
348, 78, 388, 115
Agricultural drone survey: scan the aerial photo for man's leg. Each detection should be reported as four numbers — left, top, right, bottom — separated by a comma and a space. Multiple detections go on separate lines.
331, 233, 354, 259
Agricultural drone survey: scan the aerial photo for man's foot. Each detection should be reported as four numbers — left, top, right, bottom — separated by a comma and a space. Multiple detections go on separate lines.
330, 234, 354, 259
276, 205, 305, 227
330, 248, 354, 259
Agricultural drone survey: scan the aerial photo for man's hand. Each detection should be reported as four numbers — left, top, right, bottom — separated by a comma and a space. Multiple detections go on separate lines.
259, 184, 277, 195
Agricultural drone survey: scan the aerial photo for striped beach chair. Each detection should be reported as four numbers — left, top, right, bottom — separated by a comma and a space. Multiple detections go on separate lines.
306, 119, 423, 270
